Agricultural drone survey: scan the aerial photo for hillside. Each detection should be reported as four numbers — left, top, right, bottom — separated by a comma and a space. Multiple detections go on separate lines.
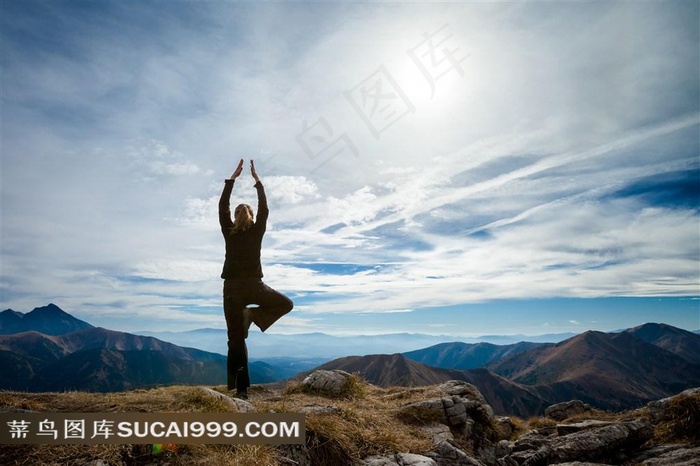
0, 315, 284, 391
403, 341, 546, 370
487, 330, 700, 410
626, 322, 700, 365
315, 326, 700, 415
0, 375, 697, 466
315, 353, 550, 417
0, 303, 93, 335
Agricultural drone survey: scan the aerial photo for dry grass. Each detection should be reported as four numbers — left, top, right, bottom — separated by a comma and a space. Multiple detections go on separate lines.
0, 379, 436, 466
653, 392, 700, 445
0, 385, 238, 414
268, 381, 433, 463
501, 416, 527, 441
284, 372, 368, 401
525, 416, 557, 430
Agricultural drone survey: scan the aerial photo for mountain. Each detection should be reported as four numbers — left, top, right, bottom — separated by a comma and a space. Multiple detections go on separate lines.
625, 322, 700, 365
403, 341, 547, 370
486, 330, 700, 411
35, 348, 227, 392
0, 328, 231, 392
0, 327, 223, 362
314, 353, 550, 417
137, 328, 578, 359
315, 325, 700, 415
252, 356, 331, 380
137, 329, 464, 359
0, 303, 94, 335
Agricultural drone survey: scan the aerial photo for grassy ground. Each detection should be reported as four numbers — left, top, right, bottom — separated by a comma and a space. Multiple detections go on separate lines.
0, 379, 436, 466
1, 381, 697, 465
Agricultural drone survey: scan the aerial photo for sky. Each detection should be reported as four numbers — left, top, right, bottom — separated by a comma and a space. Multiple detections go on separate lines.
1, 1, 699, 337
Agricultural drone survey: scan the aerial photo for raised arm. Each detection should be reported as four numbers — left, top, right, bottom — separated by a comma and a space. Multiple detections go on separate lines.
251, 160, 269, 227
219, 159, 244, 234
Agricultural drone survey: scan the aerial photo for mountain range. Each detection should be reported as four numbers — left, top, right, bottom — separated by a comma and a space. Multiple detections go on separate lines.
136, 328, 579, 359
315, 323, 700, 416
2, 304, 699, 418
0, 303, 93, 335
0, 304, 284, 391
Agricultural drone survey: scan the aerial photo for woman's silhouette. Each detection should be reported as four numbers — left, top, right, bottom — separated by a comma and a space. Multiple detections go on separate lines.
219, 159, 293, 399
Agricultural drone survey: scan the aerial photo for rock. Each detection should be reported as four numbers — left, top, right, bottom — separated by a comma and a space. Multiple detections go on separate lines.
360, 453, 437, 466
544, 400, 591, 421
631, 444, 700, 465
361, 456, 400, 466
233, 397, 256, 412
426, 440, 484, 466
438, 381, 488, 405
555, 463, 610, 466
420, 423, 454, 445
396, 453, 439, 466
646, 387, 700, 421
278, 444, 312, 466
495, 457, 519, 466
298, 405, 341, 415
496, 439, 514, 458
495, 417, 516, 440
197, 386, 255, 412
419, 422, 485, 466
400, 395, 492, 429
555, 420, 613, 436
519, 418, 653, 466
302, 369, 353, 397
445, 397, 468, 426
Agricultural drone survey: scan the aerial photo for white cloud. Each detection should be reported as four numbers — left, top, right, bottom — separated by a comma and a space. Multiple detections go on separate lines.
2, 2, 697, 334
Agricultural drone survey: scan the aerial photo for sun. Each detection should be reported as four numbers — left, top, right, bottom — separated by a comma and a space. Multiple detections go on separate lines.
388, 46, 472, 116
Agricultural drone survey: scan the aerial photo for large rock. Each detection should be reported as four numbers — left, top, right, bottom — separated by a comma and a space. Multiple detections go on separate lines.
544, 400, 591, 421
631, 444, 700, 465
361, 453, 438, 466
514, 418, 653, 466
302, 369, 353, 397
398, 389, 497, 465
646, 387, 700, 421
420, 423, 485, 466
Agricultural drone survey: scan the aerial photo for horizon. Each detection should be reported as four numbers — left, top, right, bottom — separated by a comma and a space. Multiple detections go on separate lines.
2, 2, 699, 337
4, 300, 699, 339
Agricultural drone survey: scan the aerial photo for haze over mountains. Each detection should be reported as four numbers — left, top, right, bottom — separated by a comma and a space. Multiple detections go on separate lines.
1, 304, 699, 418
0, 304, 283, 391
137, 328, 578, 359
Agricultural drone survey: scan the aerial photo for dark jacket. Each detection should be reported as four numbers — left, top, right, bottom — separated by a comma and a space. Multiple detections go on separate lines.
219, 179, 269, 279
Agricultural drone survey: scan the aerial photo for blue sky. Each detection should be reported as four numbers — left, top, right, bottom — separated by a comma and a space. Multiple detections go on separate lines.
1, 1, 698, 336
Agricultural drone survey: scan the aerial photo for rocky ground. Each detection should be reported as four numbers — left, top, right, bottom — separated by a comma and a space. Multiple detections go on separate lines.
0, 371, 698, 465
292, 370, 700, 466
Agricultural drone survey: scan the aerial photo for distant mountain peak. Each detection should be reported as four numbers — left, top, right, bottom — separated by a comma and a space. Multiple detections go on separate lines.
31, 303, 70, 315
0, 303, 94, 336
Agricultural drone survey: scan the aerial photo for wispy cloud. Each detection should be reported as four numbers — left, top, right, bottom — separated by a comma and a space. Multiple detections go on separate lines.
2, 2, 697, 334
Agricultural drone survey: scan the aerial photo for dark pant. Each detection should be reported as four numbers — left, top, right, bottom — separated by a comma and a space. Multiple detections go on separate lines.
223, 278, 293, 392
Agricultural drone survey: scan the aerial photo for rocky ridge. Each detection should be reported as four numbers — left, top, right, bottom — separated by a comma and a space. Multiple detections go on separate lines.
284, 370, 699, 466
0, 371, 697, 465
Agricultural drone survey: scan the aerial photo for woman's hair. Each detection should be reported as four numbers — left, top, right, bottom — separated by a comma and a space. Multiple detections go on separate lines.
232, 204, 254, 233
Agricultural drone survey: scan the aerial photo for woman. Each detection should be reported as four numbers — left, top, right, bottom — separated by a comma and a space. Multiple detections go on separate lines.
219, 159, 293, 399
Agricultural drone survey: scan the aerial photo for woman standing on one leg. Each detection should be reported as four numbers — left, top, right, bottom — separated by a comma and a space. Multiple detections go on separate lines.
219, 159, 293, 399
